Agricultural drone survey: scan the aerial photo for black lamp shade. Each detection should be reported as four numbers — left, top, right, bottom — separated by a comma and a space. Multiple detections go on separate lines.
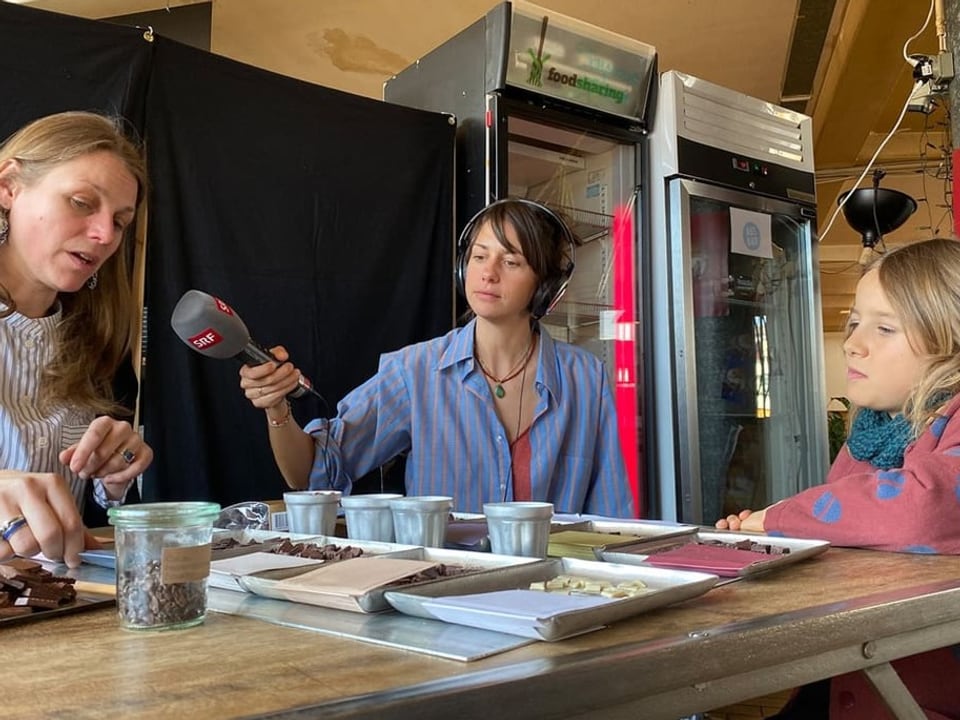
838, 187, 917, 246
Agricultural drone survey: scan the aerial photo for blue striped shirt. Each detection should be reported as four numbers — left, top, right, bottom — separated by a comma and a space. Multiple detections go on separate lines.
0, 305, 97, 512
304, 319, 633, 516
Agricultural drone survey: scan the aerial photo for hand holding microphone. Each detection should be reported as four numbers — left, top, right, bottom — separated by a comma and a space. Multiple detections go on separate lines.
170, 289, 322, 404
238, 344, 303, 415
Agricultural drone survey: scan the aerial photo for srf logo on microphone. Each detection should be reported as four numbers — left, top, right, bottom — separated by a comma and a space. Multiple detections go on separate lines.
189, 328, 223, 350
213, 297, 234, 315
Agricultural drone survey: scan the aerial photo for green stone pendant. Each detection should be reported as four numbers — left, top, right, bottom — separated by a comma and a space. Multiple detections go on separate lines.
494, 384, 506, 399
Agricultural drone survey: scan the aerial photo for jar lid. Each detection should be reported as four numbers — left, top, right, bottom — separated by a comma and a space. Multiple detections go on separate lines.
108, 501, 221, 527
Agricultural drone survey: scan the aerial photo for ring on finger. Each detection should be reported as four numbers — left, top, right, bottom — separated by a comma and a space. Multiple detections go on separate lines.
0, 515, 28, 542
117, 447, 136, 464
258, 387, 265, 397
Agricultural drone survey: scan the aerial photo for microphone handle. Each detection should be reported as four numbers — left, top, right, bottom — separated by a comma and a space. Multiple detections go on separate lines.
236, 340, 276, 366
234, 340, 313, 400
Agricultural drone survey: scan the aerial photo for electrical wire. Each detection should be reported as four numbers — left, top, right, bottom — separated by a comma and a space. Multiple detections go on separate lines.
903, 0, 937, 66
817, 89, 915, 241
818, 0, 936, 242
919, 109, 936, 232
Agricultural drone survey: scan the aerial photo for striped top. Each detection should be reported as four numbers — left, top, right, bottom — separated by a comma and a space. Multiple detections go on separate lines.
304, 319, 633, 516
0, 304, 101, 513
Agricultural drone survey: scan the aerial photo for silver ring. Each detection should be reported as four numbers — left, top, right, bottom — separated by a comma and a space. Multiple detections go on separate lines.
259, 387, 265, 397
0, 515, 27, 542
118, 447, 136, 464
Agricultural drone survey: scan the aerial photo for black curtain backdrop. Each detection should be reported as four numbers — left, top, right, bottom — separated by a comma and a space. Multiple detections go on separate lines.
0, 3, 151, 136
0, 4, 455, 507
141, 37, 454, 504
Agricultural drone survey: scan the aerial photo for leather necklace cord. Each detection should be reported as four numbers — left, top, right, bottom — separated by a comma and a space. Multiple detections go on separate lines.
475, 335, 535, 399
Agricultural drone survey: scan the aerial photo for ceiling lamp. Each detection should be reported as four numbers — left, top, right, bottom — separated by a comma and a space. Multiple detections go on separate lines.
837, 169, 917, 265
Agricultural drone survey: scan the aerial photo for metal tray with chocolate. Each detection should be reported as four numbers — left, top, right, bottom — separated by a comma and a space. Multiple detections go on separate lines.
0, 558, 114, 627
601, 530, 830, 578
384, 557, 718, 641
240, 547, 540, 613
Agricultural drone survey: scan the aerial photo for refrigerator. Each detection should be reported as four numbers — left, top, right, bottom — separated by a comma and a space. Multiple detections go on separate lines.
385, 1, 659, 515
648, 71, 830, 524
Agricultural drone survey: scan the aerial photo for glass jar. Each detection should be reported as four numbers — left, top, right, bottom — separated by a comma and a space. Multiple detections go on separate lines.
108, 502, 220, 630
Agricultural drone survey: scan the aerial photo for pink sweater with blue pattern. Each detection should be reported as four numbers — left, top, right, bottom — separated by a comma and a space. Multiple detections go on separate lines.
765, 395, 960, 554
766, 397, 960, 719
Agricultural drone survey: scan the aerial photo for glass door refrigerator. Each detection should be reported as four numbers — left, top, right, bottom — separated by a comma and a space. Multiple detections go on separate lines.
385, 1, 658, 515
648, 71, 830, 524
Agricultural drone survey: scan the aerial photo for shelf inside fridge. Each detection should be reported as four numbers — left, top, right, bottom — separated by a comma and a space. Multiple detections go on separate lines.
546, 204, 612, 244
540, 300, 611, 331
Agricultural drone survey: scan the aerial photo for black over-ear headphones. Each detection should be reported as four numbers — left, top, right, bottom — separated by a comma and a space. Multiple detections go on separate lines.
455, 198, 576, 320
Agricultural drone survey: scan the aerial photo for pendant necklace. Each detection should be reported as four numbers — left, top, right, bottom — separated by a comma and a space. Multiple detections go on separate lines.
475, 337, 535, 399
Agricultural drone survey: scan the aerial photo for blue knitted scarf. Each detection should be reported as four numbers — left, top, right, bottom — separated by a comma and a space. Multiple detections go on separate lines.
845, 409, 912, 470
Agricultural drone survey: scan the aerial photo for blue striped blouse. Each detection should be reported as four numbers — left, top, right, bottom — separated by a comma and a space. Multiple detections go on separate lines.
304, 319, 634, 517
0, 304, 119, 512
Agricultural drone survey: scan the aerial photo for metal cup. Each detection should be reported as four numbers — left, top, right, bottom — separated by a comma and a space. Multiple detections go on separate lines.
282, 490, 341, 535
340, 493, 403, 542
483, 501, 554, 557
389, 496, 453, 547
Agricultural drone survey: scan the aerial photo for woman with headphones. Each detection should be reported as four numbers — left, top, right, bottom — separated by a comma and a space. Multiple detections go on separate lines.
239, 198, 633, 516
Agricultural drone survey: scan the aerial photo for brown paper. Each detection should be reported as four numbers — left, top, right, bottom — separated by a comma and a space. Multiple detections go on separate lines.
275, 558, 437, 596
161, 543, 212, 584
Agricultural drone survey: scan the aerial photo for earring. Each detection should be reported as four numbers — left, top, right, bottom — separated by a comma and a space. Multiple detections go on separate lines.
86, 271, 98, 290
0, 209, 8, 246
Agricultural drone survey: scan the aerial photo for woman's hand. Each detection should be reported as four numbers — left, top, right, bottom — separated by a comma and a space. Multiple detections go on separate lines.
239, 345, 302, 411
59, 417, 154, 500
716, 508, 767, 532
0, 470, 85, 567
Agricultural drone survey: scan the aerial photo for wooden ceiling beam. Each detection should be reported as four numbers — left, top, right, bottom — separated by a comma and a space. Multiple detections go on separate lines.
812, 0, 922, 166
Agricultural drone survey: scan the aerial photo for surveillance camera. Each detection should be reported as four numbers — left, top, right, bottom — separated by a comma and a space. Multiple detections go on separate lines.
909, 54, 934, 77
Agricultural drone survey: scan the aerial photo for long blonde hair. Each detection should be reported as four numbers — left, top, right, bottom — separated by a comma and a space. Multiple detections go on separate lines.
863, 237, 960, 436
0, 111, 147, 415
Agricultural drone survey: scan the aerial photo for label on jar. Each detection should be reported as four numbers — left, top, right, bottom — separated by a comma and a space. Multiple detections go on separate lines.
161, 543, 212, 584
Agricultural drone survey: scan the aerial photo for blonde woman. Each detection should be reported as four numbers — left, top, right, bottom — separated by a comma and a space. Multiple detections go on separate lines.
0, 111, 153, 567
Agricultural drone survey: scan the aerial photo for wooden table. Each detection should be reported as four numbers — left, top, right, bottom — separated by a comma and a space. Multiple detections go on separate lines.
8, 548, 960, 719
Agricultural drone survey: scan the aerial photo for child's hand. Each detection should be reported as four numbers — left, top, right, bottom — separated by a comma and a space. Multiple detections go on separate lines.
716, 508, 767, 532
716, 509, 754, 531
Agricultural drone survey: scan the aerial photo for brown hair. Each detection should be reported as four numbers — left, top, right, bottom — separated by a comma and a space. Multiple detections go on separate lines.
0, 111, 147, 415
462, 198, 577, 320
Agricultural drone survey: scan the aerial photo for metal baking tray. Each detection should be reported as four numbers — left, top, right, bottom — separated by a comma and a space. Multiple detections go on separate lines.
210, 534, 422, 592
374, 546, 542, 569
384, 557, 719, 641
210, 528, 329, 557
0, 591, 114, 628
601, 530, 830, 578
555, 519, 697, 541
547, 519, 698, 560
1, 560, 116, 628
76, 528, 325, 570
442, 514, 651, 553
561, 518, 697, 537
239, 546, 539, 613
